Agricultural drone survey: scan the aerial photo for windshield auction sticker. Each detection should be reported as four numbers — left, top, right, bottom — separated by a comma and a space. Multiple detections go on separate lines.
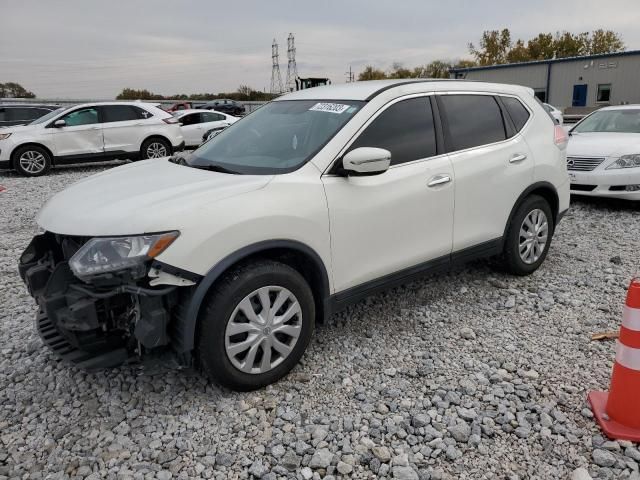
309, 103, 350, 114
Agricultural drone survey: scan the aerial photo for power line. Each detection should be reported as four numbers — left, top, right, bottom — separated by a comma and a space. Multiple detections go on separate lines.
285, 33, 298, 92
270, 38, 283, 95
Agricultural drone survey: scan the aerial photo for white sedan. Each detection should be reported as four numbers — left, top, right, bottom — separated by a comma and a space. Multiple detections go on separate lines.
174, 109, 238, 147
567, 105, 640, 200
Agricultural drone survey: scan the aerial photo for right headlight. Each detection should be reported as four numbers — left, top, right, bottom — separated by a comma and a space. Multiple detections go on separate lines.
0, 133, 12, 140
69, 231, 179, 281
606, 154, 640, 170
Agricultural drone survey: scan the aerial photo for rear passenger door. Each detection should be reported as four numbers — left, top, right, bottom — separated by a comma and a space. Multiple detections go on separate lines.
436, 93, 534, 252
322, 95, 454, 293
100, 105, 150, 155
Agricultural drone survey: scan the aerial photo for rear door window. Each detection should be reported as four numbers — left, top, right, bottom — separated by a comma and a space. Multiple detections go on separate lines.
348, 96, 437, 166
7, 107, 40, 121
203, 112, 225, 122
438, 95, 507, 151
501, 96, 531, 132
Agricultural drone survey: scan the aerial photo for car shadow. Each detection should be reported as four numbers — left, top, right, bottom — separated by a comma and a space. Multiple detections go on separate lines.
0, 160, 129, 178
570, 195, 639, 211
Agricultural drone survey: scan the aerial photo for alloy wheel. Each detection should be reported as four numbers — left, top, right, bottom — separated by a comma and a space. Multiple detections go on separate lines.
146, 142, 167, 158
518, 208, 549, 264
19, 150, 46, 174
224, 286, 302, 374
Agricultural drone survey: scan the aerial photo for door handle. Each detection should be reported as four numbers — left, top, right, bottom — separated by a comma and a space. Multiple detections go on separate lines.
509, 153, 527, 164
427, 174, 452, 187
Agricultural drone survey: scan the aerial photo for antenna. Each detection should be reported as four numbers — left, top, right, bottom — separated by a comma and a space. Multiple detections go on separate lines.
285, 33, 299, 92
345, 65, 355, 83
270, 39, 283, 94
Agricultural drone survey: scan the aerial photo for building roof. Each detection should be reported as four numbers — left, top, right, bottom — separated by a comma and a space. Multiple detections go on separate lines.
276, 79, 533, 102
450, 49, 640, 74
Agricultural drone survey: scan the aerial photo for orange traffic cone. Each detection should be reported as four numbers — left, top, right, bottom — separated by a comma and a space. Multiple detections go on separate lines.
588, 278, 640, 441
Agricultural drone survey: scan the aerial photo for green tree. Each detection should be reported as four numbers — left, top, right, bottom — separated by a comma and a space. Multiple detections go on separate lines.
0, 82, 36, 98
358, 66, 387, 81
554, 31, 590, 58
506, 40, 530, 63
590, 29, 625, 54
387, 62, 415, 79
469, 29, 512, 65
423, 60, 454, 78
526, 33, 555, 60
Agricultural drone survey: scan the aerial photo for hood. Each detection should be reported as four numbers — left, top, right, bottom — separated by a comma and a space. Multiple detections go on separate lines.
37, 159, 273, 236
567, 132, 640, 158
1, 123, 42, 134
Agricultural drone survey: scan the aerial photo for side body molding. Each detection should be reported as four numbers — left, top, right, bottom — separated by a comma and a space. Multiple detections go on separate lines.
176, 240, 331, 354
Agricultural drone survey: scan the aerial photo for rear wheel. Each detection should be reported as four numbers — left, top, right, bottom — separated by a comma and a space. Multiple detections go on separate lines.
197, 260, 315, 391
501, 195, 554, 275
13, 145, 52, 176
140, 138, 171, 159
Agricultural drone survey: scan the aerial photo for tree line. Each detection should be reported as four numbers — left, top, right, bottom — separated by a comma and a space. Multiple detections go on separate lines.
358, 28, 625, 80
0, 82, 36, 98
116, 85, 277, 102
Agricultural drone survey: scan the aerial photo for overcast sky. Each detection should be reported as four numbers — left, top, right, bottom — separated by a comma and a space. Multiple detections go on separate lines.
1, 0, 639, 99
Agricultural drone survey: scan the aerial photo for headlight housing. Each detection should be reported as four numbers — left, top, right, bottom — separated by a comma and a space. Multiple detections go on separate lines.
0, 133, 12, 140
69, 231, 179, 281
607, 154, 640, 169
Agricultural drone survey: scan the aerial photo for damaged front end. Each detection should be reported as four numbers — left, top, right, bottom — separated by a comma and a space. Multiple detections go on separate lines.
19, 232, 196, 369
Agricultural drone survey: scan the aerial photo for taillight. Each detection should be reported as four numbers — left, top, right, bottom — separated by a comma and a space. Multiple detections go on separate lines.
554, 124, 568, 148
163, 117, 179, 124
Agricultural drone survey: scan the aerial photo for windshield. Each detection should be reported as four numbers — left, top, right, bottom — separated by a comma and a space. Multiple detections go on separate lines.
187, 100, 364, 174
29, 107, 67, 125
573, 109, 640, 134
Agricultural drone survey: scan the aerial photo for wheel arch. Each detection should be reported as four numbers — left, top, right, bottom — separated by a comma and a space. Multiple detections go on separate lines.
502, 181, 559, 244
179, 240, 331, 355
10, 142, 55, 167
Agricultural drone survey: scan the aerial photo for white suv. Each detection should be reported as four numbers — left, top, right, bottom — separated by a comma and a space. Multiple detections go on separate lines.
0, 102, 184, 176
19, 80, 569, 390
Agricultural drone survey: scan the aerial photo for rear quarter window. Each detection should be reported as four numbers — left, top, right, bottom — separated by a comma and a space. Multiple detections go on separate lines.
502, 96, 531, 132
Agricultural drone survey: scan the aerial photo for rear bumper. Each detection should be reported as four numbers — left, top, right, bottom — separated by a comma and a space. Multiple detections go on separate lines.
173, 141, 185, 152
0, 158, 10, 170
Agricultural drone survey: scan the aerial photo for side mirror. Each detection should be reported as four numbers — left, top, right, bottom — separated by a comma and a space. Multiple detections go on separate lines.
53, 119, 66, 128
342, 147, 391, 175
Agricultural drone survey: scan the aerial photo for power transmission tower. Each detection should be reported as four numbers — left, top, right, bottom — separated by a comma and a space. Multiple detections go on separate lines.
345, 65, 355, 83
285, 33, 298, 92
270, 39, 283, 94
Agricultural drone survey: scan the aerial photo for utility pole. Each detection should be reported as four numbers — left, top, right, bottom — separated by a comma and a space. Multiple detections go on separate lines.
270, 39, 283, 95
285, 33, 298, 92
345, 65, 355, 83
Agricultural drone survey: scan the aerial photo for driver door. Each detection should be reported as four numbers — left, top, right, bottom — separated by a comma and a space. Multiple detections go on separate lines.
322, 95, 454, 293
52, 106, 104, 158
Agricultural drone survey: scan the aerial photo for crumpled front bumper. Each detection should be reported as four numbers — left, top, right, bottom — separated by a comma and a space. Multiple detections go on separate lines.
19, 232, 191, 369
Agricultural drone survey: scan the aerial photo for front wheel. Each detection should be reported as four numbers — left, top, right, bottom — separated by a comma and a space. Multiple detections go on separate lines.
140, 138, 171, 159
13, 145, 52, 176
501, 194, 554, 275
197, 260, 315, 391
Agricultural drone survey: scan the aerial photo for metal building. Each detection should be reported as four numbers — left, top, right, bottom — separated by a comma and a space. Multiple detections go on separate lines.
450, 50, 640, 111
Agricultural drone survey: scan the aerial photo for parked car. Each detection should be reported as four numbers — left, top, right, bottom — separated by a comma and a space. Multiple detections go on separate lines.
0, 102, 184, 176
543, 103, 564, 125
0, 104, 59, 128
165, 101, 196, 112
19, 80, 569, 390
566, 105, 640, 200
173, 109, 238, 147
201, 99, 246, 116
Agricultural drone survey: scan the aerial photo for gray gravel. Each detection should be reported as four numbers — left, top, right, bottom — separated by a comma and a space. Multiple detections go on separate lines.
1, 164, 640, 479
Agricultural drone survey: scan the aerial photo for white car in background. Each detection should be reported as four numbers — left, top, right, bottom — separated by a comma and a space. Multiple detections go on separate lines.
0, 102, 184, 176
173, 109, 238, 147
567, 105, 640, 201
543, 103, 563, 125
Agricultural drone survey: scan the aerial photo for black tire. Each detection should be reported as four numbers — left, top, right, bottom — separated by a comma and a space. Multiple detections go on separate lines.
501, 194, 555, 276
13, 145, 52, 176
140, 137, 171, 160
197, 260, 315, 391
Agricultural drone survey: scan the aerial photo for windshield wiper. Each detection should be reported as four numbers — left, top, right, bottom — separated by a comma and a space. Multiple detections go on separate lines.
191, 164, 241, 175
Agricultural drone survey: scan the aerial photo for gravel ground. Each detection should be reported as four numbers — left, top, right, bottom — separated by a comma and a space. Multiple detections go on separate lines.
1, 164, 639, 480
